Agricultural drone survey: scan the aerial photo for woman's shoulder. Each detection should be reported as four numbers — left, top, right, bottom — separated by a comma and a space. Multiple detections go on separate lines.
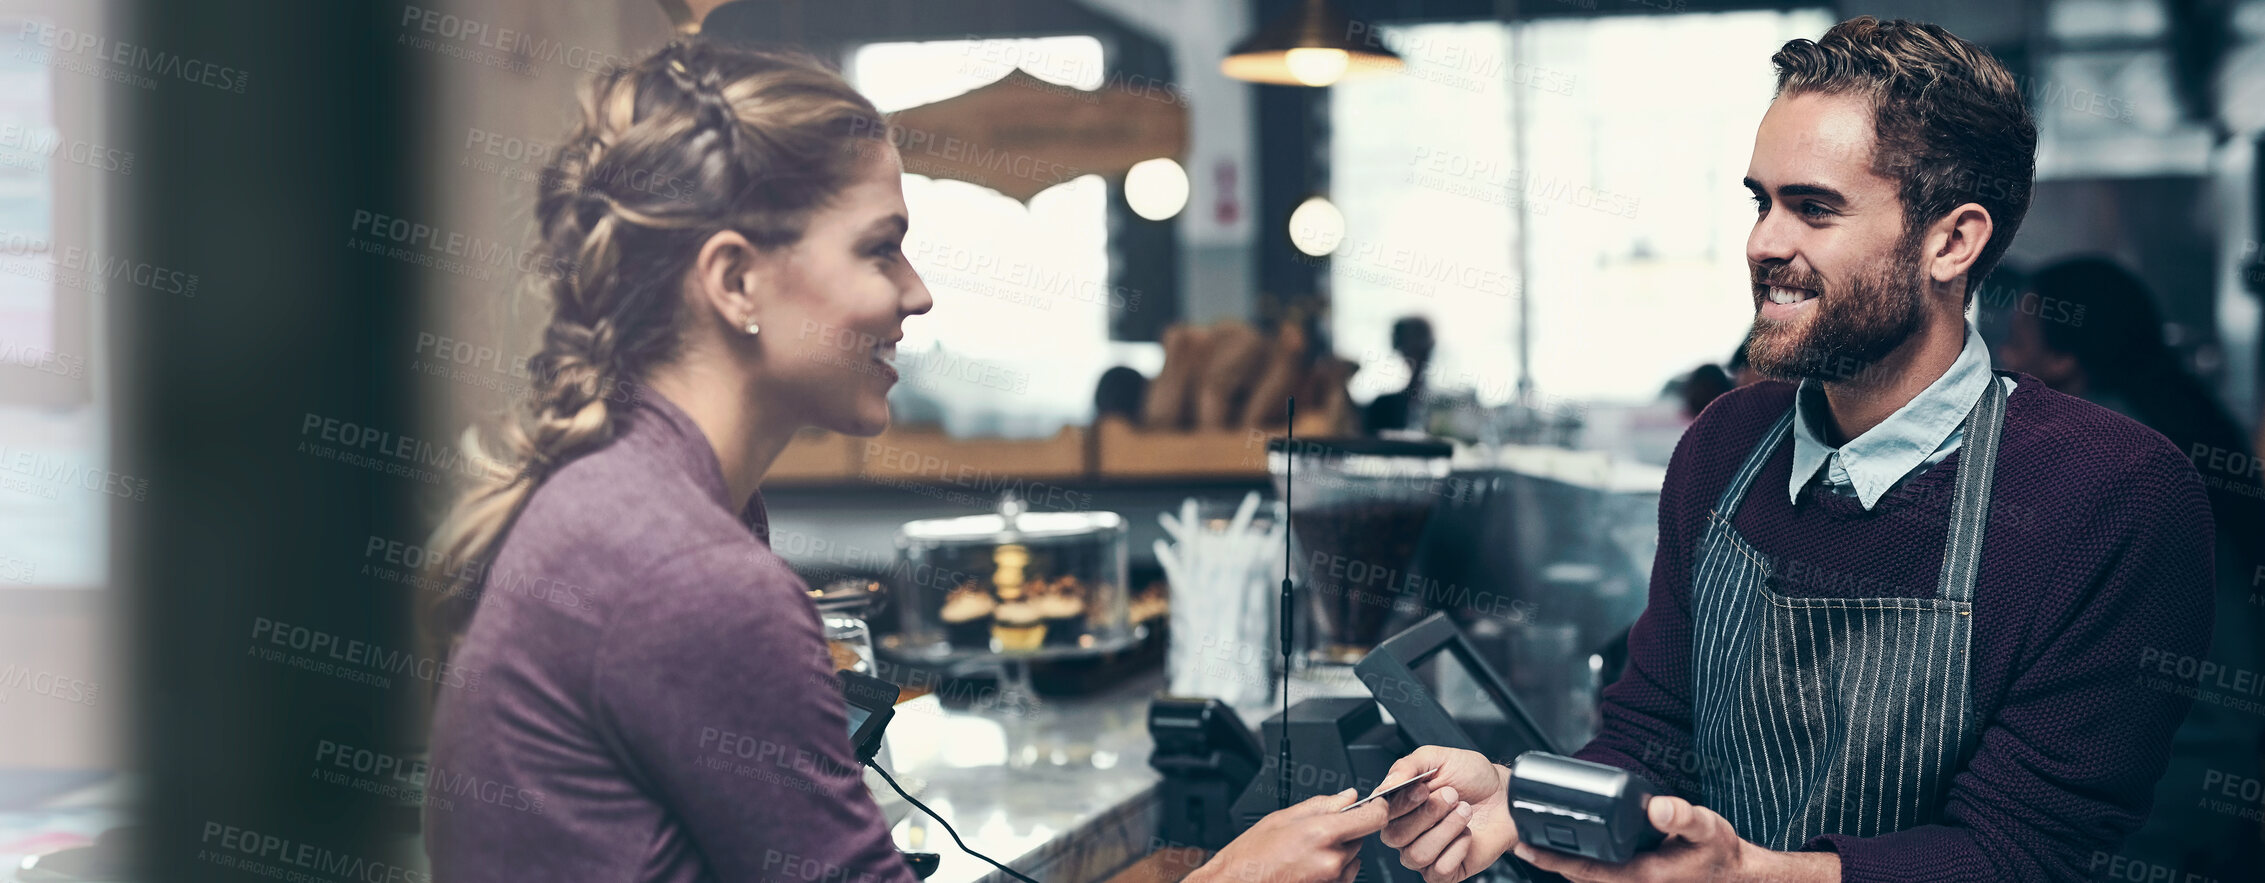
493, 441, 780, 619
598, 538, 811, 637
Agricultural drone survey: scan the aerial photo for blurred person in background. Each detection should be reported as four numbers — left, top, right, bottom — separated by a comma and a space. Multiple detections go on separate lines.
1374, 18, 2214, 882
1727, 333, 1763, 387
1093, 365, 1149, 423
1677, 363, 1735, 421
1992, 255, 2265, 879
416, 39, 1387, 883
1364, 315, 1435, 434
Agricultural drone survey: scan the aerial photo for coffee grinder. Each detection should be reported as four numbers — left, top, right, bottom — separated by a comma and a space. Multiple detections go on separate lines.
1265, 438, 1453, 668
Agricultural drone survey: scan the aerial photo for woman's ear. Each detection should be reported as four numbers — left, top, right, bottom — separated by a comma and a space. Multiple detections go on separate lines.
689, 229, 769, 333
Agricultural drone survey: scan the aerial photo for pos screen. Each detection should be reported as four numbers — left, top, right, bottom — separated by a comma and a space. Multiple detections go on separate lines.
837, 670, 898, 763
1357, 612, 1561, 760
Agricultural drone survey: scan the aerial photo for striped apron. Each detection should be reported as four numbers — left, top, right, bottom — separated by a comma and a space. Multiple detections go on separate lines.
1688, 375, 2007, 850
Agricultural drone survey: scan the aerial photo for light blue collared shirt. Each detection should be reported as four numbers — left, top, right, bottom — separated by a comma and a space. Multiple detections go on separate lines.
1787, 323, 2015, 509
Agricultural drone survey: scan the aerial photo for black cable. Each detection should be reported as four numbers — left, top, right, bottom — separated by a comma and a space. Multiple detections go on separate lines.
1279, 396, 1294, 811
865, 759, 1044, 883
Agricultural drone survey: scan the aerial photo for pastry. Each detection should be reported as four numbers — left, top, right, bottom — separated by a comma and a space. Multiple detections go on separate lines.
939, 583, 997, 650
1195, 321, 1266, 429
1128, 582, 1170, 625
991, 600, 1046, 652
1031, 577, 1088, 646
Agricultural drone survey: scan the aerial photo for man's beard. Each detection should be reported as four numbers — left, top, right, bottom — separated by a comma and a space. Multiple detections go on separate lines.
1746, 241, 1925, 384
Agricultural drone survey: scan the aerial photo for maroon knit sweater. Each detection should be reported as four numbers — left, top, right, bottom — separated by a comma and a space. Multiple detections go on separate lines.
1575, 374, 2216, 881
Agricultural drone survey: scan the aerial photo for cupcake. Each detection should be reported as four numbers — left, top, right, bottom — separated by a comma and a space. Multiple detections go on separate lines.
991, 600, 1047, 652
1128, 581, 1169, 626
939, 583, 997, 650
1031, 578, 1088, 646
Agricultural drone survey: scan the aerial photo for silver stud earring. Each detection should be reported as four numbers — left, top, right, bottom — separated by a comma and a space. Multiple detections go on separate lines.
744, 318, 760, 336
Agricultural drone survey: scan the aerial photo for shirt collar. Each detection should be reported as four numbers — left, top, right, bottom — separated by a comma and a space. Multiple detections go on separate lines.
622, 390, 733, 511
622, 389, 766, 529
1787, 323, 1994, 509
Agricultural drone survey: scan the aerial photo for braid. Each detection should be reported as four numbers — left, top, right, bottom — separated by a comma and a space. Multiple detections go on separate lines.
420, 39, 886, 656
662, 46, 739, 151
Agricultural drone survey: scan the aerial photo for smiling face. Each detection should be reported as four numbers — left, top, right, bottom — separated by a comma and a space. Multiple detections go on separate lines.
750, 143, 932, 436
1742, 91, 1926, 383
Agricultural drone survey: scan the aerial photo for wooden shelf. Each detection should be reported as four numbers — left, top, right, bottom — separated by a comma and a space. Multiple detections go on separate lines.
1093, 417, 1274, 481
861, 424, 1088, 481
762, 421, 1286, 490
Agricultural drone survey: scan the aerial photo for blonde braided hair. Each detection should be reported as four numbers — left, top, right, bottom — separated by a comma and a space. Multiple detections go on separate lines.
424, 41, 886, 650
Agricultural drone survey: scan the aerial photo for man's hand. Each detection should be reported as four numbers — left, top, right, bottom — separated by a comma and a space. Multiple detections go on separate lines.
1509, 795, 1839, 883
1192, 790, 1390, 883
1376, 746, 1516, 883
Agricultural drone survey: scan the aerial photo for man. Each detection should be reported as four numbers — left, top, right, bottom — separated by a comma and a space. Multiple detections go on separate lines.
1371, 17, 2214, 882
1365, 316, 1437, 435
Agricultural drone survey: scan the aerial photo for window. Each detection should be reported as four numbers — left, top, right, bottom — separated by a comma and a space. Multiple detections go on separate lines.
0, 23, 59, 363
0, 7, 111, 589
850, 37, 1116, 438
1331, 10, 1835, 407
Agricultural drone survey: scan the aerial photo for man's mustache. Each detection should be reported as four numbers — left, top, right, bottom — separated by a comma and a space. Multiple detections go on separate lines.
1751, 265, 1826, 292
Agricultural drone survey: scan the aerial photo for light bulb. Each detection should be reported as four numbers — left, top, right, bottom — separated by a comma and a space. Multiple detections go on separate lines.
1288, 197, 1345, 256
1124, 158, 1190, 221
1284, 48, 1350, 87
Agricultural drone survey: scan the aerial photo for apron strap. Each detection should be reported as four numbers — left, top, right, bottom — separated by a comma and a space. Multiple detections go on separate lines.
1936, 374, 2010, 604
1714, 408, 1797, 520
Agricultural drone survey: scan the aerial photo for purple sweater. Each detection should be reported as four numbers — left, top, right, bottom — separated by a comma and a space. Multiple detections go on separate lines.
425, 394, 914, 883
1575, 375, 2216, 881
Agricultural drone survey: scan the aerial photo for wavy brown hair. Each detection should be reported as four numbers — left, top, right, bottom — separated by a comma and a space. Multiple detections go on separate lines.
423, 40, 885, 653
1771, 16, 2037, 300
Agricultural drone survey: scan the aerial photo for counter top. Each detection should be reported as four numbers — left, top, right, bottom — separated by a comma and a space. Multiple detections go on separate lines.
869, 666, 1415, 883
878, 671, 1166, 883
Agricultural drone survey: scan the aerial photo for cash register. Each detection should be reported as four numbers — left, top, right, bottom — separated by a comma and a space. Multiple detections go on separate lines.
1150, 612, 1569, 883
1361, 613, 1660, 872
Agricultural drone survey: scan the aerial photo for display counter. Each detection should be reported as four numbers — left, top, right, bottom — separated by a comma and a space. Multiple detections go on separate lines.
881, 672, 1165, 883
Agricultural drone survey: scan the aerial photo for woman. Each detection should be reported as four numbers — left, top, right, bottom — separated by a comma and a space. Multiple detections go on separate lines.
420, 40, 1393, 883
1991, 256, 2265, 880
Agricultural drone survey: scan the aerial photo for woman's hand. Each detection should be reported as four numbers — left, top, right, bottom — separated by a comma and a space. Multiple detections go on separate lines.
1376, 746, 1518, 883
1192, 790, 1391, 883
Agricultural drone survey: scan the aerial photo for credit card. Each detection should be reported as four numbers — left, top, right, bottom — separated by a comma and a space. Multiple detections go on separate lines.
1339, 768, 1439, 813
